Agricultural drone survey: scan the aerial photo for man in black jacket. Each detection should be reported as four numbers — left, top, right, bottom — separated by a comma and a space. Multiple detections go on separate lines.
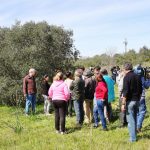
122, 62, 142, 142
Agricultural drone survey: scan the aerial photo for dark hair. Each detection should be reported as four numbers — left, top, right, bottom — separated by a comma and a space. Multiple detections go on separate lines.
66, 71, 72, 78
78, 66, 85, 71
44, 74, 48, 78
124, 62, 133, 71
101, 69, 108, 75
96, 73, 106, 83
42, 74, 49, 82
94, 66, 101, 71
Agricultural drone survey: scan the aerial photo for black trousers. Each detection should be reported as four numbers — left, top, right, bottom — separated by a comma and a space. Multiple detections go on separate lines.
53, 100, 67, 132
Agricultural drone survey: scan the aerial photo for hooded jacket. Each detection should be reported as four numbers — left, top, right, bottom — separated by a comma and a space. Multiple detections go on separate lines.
48, 80, 70, 101
70, 77, 85, 100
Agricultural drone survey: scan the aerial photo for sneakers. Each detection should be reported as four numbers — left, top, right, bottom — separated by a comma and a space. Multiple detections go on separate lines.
93, 124, 98, 128
60, 131, 67, 135
56, 130, 67, 135
25, 113, 29, 117
56, 130, 60, 134
45, 113, 51, 116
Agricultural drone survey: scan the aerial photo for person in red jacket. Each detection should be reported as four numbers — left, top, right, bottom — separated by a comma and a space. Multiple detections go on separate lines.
95, 74, 108, 130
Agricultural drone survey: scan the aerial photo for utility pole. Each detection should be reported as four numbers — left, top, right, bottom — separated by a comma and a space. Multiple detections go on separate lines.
123, 38, 128, 53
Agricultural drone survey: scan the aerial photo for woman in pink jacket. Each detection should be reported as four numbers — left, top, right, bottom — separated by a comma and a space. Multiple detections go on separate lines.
49, 72, 70, 134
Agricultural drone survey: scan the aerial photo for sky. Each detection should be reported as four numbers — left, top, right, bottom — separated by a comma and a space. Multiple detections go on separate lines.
0, 0, 150, 57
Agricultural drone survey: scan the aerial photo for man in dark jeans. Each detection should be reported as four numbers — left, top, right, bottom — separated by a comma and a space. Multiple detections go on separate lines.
122, 62, 142, 142
23, 68, 37, 116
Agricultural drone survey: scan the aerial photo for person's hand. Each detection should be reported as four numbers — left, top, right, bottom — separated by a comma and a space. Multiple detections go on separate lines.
24, 94, 27, 98
121, 104, 126, 112
48, 97, 52, 101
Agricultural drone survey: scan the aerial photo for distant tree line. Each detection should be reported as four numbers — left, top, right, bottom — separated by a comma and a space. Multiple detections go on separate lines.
0, 21, 79, 105
75, 46, 150, 69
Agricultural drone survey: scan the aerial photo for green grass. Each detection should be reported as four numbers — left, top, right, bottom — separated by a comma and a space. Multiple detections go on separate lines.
0, 90, 150, 150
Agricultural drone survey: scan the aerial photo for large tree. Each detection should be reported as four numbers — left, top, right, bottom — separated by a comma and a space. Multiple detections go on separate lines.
0, 21, 79, 105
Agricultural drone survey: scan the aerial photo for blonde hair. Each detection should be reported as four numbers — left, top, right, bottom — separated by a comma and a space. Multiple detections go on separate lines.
53, 72, 63, 81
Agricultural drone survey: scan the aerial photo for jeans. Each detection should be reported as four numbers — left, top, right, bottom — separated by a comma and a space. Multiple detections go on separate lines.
126, 100, 139, 142
137, 97, 146, 129
84, 100, 93, 123
93, 105, 99, 125
25, 94, 36, 114
97, 99, 107, 129
53, 100, 67, 132
74, 100, 84, 124
43, 95, 51, 114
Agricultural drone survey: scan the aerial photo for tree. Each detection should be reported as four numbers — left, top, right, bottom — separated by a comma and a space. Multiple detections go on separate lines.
0, 21, 79, 105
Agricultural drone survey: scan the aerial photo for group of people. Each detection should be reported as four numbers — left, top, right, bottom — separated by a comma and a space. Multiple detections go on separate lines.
23, 62, 150, 142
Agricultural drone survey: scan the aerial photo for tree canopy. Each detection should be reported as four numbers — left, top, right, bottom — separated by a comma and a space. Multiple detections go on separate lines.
0, 21, 79, 105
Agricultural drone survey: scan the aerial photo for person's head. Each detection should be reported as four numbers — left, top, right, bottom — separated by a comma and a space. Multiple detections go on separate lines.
53, 72, 63, 81
101, 69, 108, 75
74, 69, 82, 78
123, 62, 133, 73
29, 68, 37, 77
84, 69, 93, 78
116, 66, 120, 71
66, 71, 72, 79
43, 74, 49, 82
94, 66, 101, 71
94, 66, 101, 77
77, 66, 85, 75
96, 73, 105, 82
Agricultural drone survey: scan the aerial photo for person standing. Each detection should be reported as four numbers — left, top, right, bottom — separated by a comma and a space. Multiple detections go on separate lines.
122, 62, 142, 142
83, 69, 95, 124
134, 65, 150, 132
41, 74, 51, 115
116, 70, 127, 127
48, 72, 70, 134
70, 69, 85, 127
95, 74, 108, 131
64, 71, 73, 117
93, 66, 101, 128
23, 68, 37, 116
101, 69, 115, 122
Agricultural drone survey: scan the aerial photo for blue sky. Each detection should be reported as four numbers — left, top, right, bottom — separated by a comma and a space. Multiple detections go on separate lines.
0, 0, 150, 56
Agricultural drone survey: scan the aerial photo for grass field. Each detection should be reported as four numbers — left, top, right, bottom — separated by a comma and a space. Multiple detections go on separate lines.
0, 90, 150, 150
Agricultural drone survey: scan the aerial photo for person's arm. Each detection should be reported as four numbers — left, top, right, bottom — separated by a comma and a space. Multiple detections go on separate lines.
64, 84, 70, 100
121, 76, 129, 111
23, 77, 27, 97
70, 81, 74, 91
48, 85, 53, 99
71, 79, 79, 92
100, 84, 108, 100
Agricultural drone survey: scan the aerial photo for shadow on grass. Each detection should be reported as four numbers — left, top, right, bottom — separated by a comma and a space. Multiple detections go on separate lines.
137, 124, 150, 140
66, 126, 82, 134
142, 124, 150, 132
138, 133, 150, 140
